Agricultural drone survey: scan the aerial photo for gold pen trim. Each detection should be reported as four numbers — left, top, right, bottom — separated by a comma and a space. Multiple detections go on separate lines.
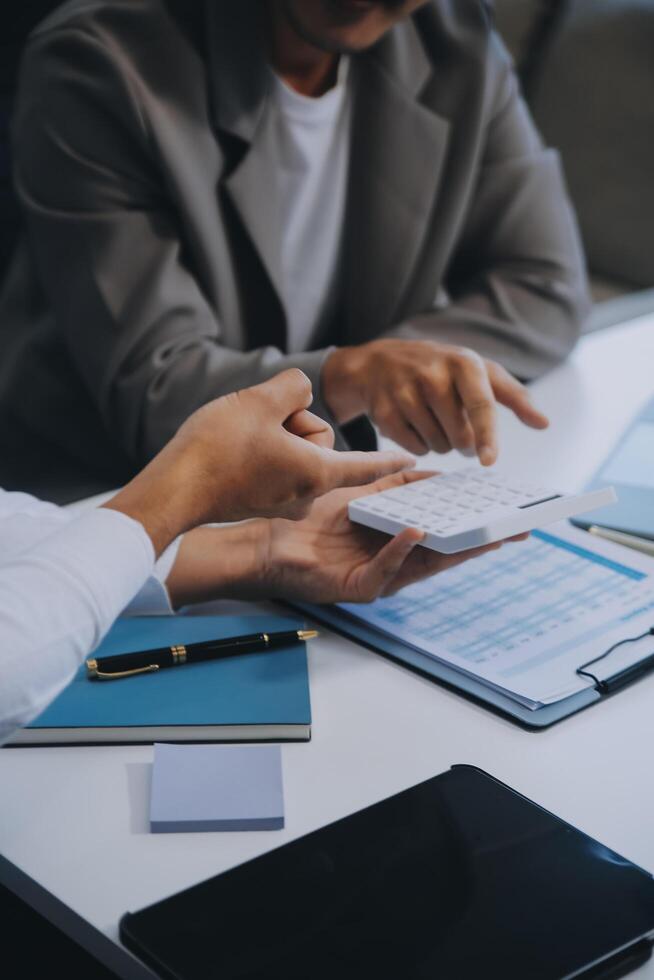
85, 659, 160, 681
297, 630, 319, 641
171, 644, 187, 664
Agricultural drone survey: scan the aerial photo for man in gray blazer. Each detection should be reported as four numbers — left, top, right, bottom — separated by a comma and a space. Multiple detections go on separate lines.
0, 0, 588, 500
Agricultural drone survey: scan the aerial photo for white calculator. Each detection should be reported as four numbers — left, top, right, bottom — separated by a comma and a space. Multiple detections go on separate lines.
348, 468, 617, 554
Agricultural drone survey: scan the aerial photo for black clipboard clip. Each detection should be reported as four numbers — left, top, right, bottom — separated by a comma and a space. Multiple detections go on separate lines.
577, 626, 654, 695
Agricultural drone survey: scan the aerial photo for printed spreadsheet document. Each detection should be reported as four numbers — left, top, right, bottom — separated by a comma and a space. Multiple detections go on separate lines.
339, 523, 654, 710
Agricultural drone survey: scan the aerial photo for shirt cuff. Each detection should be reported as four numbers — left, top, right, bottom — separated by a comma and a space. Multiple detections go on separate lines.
121, 536, 182, 617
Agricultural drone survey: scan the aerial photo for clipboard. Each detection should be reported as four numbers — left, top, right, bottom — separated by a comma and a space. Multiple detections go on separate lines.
291, 601, 601, 730
290, 525, 654, 731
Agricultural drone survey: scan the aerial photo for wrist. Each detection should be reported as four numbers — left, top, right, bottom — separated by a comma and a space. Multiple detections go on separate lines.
321, 345, 368, 424
253, 516, 316, 602
103, 449, 203, 557
165, 521, 273, 607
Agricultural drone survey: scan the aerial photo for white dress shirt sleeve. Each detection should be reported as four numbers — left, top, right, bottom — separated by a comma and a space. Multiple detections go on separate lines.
0, 507, 163, 743
0, 488, 180, 614
122, 537, 181, 616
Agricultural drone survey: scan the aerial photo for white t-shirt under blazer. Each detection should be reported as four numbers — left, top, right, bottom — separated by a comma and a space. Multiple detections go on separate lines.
271, 59, 352, 353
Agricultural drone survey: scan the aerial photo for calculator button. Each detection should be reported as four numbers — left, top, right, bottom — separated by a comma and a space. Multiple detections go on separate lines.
350, 467, 563, 550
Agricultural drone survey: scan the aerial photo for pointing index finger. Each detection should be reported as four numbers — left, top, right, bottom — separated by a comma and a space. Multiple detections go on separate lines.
325, 448, 415, 490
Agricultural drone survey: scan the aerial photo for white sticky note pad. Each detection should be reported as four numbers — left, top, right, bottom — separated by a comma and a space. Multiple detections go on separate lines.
150, 743, 284, 833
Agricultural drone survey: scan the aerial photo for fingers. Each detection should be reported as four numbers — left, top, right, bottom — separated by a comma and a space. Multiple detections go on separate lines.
357, 528, 425, 599
392, 389, 452, 455
340, 469, 437, 508
373, 397, 429, 456
256, 369, 314, 417
285, 409, 335, 449
487, 362, 549, 430
407, 372, 477, 457
381, 539, 502, 596
357, 468, 438, 497
349, 341, 548, 470
322, 447, 415, 491
381, 546, 452, 595
383, 530, 534, 595
387, 354, 497, 463
352, 520, 531, 603
431, 388, 477, 457
450, 353, 499, 466
358, 530, 501, 601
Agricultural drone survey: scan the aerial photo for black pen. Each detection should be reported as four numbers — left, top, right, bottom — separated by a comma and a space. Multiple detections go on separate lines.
86, 628, 319, 681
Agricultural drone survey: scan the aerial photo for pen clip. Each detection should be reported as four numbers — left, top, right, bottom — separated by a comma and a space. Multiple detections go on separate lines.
86, 659, 160, 681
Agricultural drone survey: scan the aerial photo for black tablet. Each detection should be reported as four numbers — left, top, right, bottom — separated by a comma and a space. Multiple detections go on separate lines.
121, 766, 654, 980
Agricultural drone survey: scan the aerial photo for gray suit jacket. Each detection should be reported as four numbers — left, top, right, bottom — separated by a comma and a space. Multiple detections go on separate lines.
0, 0, 590, 500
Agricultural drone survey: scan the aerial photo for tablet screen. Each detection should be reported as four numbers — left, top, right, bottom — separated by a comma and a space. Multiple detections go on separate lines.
602, 422, 654, 489
121, 767, 654, 980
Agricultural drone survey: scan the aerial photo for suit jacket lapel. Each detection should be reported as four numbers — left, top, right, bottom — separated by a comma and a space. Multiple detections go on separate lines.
222, 111, 286, 313
344, 21, 451, 341
205, 1, 286, 326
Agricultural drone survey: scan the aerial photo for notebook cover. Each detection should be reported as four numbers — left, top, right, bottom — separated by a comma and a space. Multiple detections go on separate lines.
16, 615, 311, 744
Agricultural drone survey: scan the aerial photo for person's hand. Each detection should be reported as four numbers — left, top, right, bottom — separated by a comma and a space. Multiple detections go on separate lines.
165, 472, 527, 608
104, 369, 413, 554
322, 339, 549, 465
259, 471, 529, 603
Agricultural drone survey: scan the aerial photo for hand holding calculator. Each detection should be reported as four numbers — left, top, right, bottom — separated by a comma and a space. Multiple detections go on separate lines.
348, 468, 617, 554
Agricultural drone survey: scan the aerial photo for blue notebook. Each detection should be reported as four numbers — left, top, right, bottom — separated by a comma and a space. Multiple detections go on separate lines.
13, 615, 311, 745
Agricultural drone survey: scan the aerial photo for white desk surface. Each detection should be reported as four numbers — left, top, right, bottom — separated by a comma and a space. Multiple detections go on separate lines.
3, 315, 654, 975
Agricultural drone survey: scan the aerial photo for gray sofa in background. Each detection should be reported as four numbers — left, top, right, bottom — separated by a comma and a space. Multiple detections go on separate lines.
493, 0, 654, 331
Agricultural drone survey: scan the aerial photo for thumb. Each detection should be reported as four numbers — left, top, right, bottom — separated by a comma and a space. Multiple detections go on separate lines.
256, 369, 314, 417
